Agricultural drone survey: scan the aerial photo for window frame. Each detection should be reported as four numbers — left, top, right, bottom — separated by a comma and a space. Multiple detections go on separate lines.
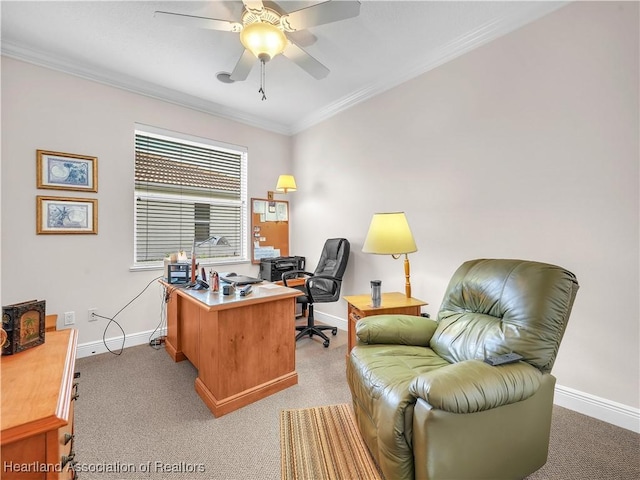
132, 124, 249, 270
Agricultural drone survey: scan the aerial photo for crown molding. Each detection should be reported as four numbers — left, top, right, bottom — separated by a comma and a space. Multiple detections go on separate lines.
289, 1, 569, 134
0, 41, 292, 136
2, 2, 567, 137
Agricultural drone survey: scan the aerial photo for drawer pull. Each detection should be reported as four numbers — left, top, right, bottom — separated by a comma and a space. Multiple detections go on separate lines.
61, 452, 75, 467
72, 382, 79, 401
64, 433, 74, 445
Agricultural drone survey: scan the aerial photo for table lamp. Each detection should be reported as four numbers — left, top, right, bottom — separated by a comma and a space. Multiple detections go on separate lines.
362, 212, 418, 298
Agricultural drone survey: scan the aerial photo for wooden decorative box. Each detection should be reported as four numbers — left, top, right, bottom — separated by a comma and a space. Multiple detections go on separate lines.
2, 300, 46, 355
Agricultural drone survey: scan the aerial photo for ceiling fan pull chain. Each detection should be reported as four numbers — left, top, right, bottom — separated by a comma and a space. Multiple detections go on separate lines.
259, 60, 267, 101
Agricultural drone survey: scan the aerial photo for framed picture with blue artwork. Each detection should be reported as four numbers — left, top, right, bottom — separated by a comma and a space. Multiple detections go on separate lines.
37, 149, 98, 192
36, 196, 98, 234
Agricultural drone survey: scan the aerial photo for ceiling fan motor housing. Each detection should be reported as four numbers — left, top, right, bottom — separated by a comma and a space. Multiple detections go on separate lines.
241, 7, 282, 28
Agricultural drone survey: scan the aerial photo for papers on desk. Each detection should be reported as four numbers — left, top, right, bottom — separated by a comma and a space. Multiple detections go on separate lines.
260, 283, 281, 289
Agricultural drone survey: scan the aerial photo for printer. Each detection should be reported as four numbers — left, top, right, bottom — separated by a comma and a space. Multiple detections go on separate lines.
259, 256, 306, 282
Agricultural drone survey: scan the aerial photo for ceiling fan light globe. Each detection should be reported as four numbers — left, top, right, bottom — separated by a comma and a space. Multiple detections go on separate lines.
240, 22, 287, 61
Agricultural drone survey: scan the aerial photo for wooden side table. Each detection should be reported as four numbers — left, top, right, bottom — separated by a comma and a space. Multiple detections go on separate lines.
344, 292, 428, 354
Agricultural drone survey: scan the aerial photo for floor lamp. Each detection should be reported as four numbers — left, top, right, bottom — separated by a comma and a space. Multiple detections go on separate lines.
362, 212, 418, 298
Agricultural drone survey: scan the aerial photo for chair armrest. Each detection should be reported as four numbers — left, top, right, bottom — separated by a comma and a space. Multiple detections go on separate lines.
305, 275, 341, 303
281, 270, 314, 286
355, 315, 438, 347
409, 360, 542, 414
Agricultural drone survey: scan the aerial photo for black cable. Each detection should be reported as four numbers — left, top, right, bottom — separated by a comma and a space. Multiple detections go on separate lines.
148, 284, 172, 349
97, 275, 164, 355
95, 312, 126, 356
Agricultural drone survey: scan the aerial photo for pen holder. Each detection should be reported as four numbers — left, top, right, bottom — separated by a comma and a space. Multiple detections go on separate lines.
370, 280, 381, 308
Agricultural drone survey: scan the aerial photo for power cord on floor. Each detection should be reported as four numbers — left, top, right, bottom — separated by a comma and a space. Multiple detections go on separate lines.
97, 275, 163, 355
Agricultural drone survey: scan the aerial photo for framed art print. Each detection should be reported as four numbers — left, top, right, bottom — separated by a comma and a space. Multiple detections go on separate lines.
36, 196, 98, 234
37, 149, 98, 192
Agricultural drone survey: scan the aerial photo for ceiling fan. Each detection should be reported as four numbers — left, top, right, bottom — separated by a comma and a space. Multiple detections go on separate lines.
155, 0, 361, 98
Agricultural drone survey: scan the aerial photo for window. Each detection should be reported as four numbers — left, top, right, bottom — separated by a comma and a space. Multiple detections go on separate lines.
134, 125, 248, 267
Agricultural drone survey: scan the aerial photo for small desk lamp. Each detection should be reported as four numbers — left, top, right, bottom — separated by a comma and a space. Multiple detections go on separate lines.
268, 174, 297, 200
362, 212, 418, 298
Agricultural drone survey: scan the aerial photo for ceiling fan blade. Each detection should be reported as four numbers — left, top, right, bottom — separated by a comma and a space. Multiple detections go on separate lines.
154, 11, 241, 32
242, 0, 265, 15
230, 49, 256, 81
281, 1, 361, 32
283, 42, 329, 80
285, 30, 318, 48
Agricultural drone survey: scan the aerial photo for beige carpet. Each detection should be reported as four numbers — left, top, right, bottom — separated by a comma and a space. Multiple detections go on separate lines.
280, 404, 383, 480
74, 329, 639, 479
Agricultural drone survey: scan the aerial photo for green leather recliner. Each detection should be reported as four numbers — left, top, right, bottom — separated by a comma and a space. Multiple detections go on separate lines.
347, 259, 579, 480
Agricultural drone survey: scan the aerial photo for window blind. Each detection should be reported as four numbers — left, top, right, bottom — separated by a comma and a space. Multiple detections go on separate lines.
134, 127, 247, 265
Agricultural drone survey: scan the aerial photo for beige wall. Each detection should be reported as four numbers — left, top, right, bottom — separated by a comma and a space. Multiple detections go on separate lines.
1, 1, 637, 416
291, 1, 639, 409
1, 57, 291, 347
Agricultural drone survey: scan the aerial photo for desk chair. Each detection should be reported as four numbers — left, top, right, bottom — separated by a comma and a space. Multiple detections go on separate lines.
283, 238, 350, 348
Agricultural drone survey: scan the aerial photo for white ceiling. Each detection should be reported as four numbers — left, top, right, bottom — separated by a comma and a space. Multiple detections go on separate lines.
1, 1, 566, 135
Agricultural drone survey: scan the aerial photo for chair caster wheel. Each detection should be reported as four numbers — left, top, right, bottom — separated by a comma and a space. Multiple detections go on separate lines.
323, 340, 330, 348
331, 328, 337, 336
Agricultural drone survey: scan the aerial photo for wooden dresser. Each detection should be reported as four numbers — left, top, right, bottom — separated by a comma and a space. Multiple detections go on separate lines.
1, 329, 79, 479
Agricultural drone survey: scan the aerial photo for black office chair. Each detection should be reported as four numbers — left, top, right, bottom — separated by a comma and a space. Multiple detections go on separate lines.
283, 238, 350, 348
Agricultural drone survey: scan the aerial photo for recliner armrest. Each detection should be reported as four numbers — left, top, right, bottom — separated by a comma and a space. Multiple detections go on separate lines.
409, 360, 542, 414
356, 314, 438, 346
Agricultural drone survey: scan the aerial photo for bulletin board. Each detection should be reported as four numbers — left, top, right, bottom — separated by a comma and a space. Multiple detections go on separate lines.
251, 198, 289, 264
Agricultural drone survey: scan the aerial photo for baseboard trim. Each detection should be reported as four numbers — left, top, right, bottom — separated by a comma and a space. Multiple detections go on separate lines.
314, 311, 347, 332
315, 310, 640, 433
553, 384, 639, 433
76, 328, 166, 358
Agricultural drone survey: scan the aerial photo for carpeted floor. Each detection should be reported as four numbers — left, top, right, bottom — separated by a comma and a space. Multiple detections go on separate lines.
74, 330, 639, 480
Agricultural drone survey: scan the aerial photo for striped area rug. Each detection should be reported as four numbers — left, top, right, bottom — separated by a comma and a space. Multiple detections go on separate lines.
280, 403, 384, 480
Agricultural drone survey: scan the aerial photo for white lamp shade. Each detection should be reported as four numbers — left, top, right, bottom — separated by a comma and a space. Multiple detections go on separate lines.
240, 22, 287, 62
362, 212, 417, 255
276, 174, 297, 193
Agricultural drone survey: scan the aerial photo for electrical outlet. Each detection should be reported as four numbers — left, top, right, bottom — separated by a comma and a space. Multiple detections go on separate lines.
88, 308, 98, 322
64, 311, 75, 325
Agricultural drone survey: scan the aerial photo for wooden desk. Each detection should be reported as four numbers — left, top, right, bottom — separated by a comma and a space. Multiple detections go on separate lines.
344, 292, 428, 354
45, 314, 58, 332
1, 329, 78, 479
276, 277, 305, 287
163, 282, 302, 417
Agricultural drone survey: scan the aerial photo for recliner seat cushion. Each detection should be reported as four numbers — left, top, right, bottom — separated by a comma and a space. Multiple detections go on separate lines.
347, 344, 450, 480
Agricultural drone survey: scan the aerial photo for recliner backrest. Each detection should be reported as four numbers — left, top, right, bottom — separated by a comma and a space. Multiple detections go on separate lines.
311, 238, 350, 296
430, 259, 579, 373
